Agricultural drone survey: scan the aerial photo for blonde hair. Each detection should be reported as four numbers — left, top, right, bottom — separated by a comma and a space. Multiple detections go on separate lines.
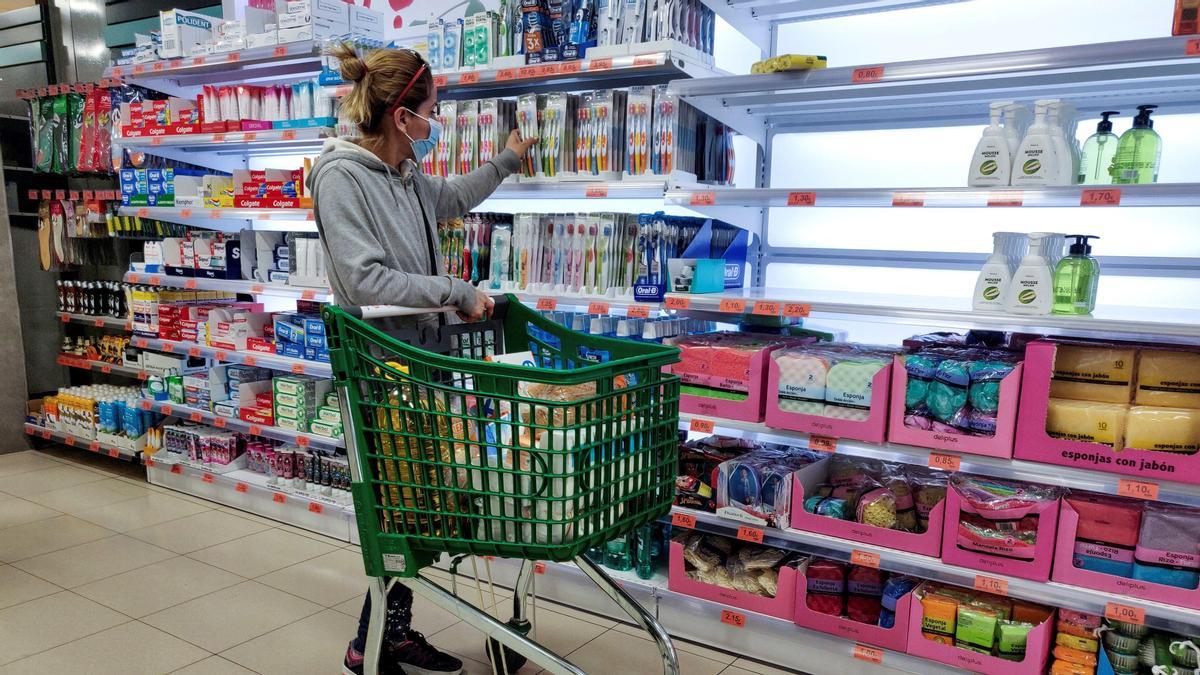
330, 43, 431, 136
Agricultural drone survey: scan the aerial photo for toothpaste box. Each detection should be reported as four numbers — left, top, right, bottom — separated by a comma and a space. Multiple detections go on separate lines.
275, 416, 307, 432
160, 8, 215, 58
308, 419, 342, 438
273, 316, 306, 345
316, 405, 342, 424
276, 342, 305, 359
350, 5, 384, 40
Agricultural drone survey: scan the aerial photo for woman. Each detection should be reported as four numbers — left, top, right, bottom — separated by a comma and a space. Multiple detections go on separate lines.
307, 44, 534, 675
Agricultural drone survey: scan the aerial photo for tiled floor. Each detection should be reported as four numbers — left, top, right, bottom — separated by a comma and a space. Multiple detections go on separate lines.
0, 449, 799, 675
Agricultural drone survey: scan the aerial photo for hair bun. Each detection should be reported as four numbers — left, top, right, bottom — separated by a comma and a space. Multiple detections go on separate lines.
340, 55, 367, 83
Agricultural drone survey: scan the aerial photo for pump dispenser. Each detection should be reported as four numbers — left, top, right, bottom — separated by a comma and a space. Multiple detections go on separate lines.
1079, 112, 1120, 184
969, 102, 1012, 187
1111, 105, 1161, 184
1005, 231, 1055, 314
973, 232, 1024, 310
1052, 235, 1100, 315
1012, 101, 1057, 186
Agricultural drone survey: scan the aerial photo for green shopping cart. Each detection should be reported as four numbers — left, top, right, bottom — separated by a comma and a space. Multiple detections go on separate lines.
323, 295, 682, 675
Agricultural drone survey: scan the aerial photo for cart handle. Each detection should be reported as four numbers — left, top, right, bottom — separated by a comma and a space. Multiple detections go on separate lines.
342, 294, 508, 320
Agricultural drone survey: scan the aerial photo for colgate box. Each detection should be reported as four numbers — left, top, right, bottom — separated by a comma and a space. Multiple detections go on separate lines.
765, 345, 894, 443
941, 476, 1062, 581
906, 582, 1054, 675
1051, 497, 1200, 610
666, 538, 797, 620
792, 559, 913, 652
789, 459, 946, 557
888, 355, 1023, 459
1014, 339, 1200, 485
666, 332, 814, 422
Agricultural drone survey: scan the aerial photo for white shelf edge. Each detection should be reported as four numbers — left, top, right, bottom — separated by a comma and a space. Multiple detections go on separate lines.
139, 397, 343, 450
56, 354, 147, 379
116, 126, 335, 151
116, 205, 314, 224
23, 422, 139, 462
57, 312, 133, 331
128, 335, 332, 378
123, 271, 332, 301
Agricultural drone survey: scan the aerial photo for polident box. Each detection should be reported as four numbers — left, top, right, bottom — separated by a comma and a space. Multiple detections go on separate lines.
160, 8, 215, 58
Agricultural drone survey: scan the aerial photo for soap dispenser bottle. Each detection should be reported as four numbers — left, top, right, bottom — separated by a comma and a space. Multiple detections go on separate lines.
969, 102, 1012, 187
1012, 100, 1057, 186
973, 231, 1020, 310
1078, 112, 1120, 184
1052, 235, 1100, 315
1005, 231, 1055, 315
1111, 105, 1161, 184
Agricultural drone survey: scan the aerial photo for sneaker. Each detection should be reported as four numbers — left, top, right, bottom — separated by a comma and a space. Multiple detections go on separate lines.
343, 641, 364, 675
389, 631, 463, 675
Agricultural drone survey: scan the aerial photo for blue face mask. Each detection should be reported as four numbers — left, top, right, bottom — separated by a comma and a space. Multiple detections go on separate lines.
403, 108, 442, 162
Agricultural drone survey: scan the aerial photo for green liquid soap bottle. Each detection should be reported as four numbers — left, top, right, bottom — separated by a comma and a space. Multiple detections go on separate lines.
1052, 235, 1100, 315
1110, 105, 1161, 184
1078, 111, 1120, 185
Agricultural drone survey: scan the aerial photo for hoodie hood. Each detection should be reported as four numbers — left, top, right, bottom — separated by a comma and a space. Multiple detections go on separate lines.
306, 137, 419, 191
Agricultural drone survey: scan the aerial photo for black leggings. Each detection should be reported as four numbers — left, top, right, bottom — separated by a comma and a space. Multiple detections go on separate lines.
352, 582, 414, 652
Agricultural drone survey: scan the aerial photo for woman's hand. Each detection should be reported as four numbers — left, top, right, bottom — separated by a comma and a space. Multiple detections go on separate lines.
506, 128, 537, 158
456, 289, 494, 322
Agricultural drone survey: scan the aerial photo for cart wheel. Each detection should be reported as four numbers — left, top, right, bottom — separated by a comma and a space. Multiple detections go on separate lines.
484, 619, 530, 674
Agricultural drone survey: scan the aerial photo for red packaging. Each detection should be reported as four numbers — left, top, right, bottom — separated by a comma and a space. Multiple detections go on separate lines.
805, 559, 846, 616
1175, 0, 1199, 35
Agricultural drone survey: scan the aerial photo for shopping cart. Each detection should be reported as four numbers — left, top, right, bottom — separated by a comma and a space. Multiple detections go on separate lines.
323, 295, 682, 675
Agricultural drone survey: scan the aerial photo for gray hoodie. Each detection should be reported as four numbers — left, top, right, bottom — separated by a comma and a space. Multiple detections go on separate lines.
306, 137, 520, 331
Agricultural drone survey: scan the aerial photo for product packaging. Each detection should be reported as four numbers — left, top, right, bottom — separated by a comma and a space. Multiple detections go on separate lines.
766, 343, 898, 443
943, 474, 1064, 581
666, 332, 811, 422
714, 444, 823, 527
668, 533, 799, 619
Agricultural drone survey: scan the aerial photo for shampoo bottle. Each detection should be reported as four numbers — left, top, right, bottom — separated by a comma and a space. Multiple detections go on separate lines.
1012, 100, 1057, 186
973, 232, 1022, 311
968, 102, 1012, 187
1052, 235, 1100, 315
1111, 105, 1161, 184
1004, 231, 1055, 315
1078, 111, 1120, 184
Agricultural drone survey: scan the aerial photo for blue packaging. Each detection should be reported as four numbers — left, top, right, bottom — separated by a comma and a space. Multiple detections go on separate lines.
273, 316, 306, 344
277, 341, 305, 359
1130, 503, 1200, 589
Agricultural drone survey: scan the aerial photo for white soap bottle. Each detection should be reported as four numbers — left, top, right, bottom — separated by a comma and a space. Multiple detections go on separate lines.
973, 232, 1020, 311
1048, 101, 1077, 186
1005, 231, 1055, 314
1003, 103, 1029, 160
968, 102, 1012, 187
1012, 100, 1057, 186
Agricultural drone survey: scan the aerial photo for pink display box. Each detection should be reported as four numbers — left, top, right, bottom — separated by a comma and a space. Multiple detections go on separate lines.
674, 342, 789, 423
1051, 499, 1200, 610
789, 462, 945, 557
667, 539, 797, 620
905, 582, 1054, 674
940, 484, 1060, 581
765, 355, 890, 443
1014, 340, 1200, 485
792, 560, 912, 652
887, 355, 1023, 459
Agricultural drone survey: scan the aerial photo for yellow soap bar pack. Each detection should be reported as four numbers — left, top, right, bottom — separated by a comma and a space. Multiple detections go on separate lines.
1045, 398, 1128, 449
751, 54, 828, 73
1126, 406, 1200, 453
1050, 345, 1137, 403
1135, 349, 1200, 409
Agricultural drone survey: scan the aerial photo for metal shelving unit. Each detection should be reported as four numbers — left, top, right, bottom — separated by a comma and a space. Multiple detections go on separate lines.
128, 334, 331, 377
55, 354, 146, 379
57, 312, 132, 331
137, 398, 342, 451
123, 272, 331, 301
117, 126, 335, 152
23, 422, 140, 462
116, 205, 314, 227
105, 39, 324, 87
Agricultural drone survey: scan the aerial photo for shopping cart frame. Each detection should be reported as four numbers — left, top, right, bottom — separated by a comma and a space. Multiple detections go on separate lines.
328, 300, 681, 675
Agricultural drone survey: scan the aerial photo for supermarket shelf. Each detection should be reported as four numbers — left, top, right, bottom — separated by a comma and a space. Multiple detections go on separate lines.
727, 0, 972, 23
56, 354, 146, 379
128, 334, 332, 377
670, 36, 1200, 139
105, 40, 323, 87
137, 398, 343, 450
490, 176, 721, 201
145, 455, 356, 543
665, 183, 1200, 209
23, 422, 140, 462
57, 311, 132, 331
116, 205, 313, 228
678, 412, 1200, 508
123, 272, 332, 301
117, 126, 335, 152
675, 507, 1200, 633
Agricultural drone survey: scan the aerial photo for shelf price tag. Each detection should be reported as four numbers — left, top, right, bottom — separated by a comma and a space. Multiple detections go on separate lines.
752, 300, 781, 316
589, 57, 613, 71
720, 609, 746, 628
101, 364, 112, 374
213, 417, 227, 428
273, 492, 286, 504
179, 208, 193, 218
585, 185, 608, 198
280, 130, 296, 141
1117, 479, 1159, 501
301, 290, 317, 300
170, 464, 183, 474
533, 561, 547, 574
308, 502, 324, 514
536, 297, 557, 311
587, 301, 611, 314
1081, 188, 1121, 206
928, 452, 962, 471
88, 441, 101, 453
973, 575, 1008, 596
689, 191, 716, 206
892, 192, 925, 207
249, 425, 264, 436
786, 191, 816, 206
273, 45, 288, 57
560, 60, 582, 74
108, 448, 120, 458
215, 350, 229, 361
851, 65, 885, 83
296, 436, 311, 448
783, 303, 811, 318
1187, 38, 1200, 56
433, 75, 449, 87
60, 314, 70, 323
226, 52, 240, 62
671, 511, 697, 529
40, 429, 51, 440
689, 418, 715, 434
496, 68, 517, 81
850, 550, 881, 568
291, 363, 306, 375
737, 526, 764, 544
188, 346, 201, 357
809, 435, 838, 453
458, 72, 479, 85
64, 435, 75, 446
160, 404, 173, 415
664, 296, 691, 311
243, 133, 257, 142
852, 644, 883, 664
137, 207, 150, 217
627, 304, 652, 318
242, 356, 257, 366
201, 473, 215, 483
235, 482, 248, 493
719, 298, 747, 313
1105, 602, 1145, 624
188, 412, 203, 422
987, 191, 1024, 207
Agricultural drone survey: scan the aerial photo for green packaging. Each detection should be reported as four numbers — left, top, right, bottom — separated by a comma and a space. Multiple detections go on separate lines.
955, 606, 999, 654
166, 375, 184, 404
997, 620, 1034, 661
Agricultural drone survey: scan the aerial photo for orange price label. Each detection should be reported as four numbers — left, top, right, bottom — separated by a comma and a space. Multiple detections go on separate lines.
1117, 479, 1159, 501
787, 191, 816, 207
928, 452, 962, 471
720, 609, 746, 628
133, 64, 146, 75
129, 274, 143, 283
136, 207, 150, 217
235, 482, 248, 493
664, 296, 690, 311
161, 404, 173, 415
94, 319, 106, 328
585, 185, 609, 198
987, 191, 1024, 207
850, 550, 881, 568
627, 304, 652, 318
783, 303, 811, 318
1187, 38, 1200, 56
536, 298, 557, 311
64, 435, 75, 446
458, 72, 480, 85
291, 363, 306, 374
496, 68, 517, 81
272, 492, 286, 504
243, 356, 257, 366
112, 67, 124, 77
517, 66, 538, 79
151, 137, 163, 146
892, 192, 925, 207
810, 435, 838, 453
179, 208, 193, 218
60, 314, 70, 323
189, 412, 202, 422
560, 60, 582, 74
88, 441, 100, 452
689, 191, 716, 206
308, 502, 324, 514
689, 418, 716, 434
191, 56, 205, 66
40, 429, 51, 440
243, 133, 257, 142
633, 55, 657, 67
134, 338, 148, 348
138, 371, 148, 381
201, 473, 214, 483
719, 298, 747, 313
533, 561, 547, 574
69, 190, 79, 200
280, 130, 296, 140
149, 276, 161, 285
161, 342, 174, 352
296, 436, 310, 448
215, 350, 229, 361
209, 209, 223, 218
851, 65, 885, 83
433, 75, 449, 87
170, 464, 183, 474
671, 511, 697, 529
213, 417, 227, 428
226, 53, 240, 62
250, 284, 265, 294
587, 301, 611, 314
139, 400, 152, 411
249, 425, 264, 436
273, 45, 287, 58
1105, 602, 1145, 625
852, 644, 883, 665
753, 300, 781, 316
1081, 188, 1121, 206
101, 365, 112, 374
589, 57, 613, 71
212, 133, 226, 143
737, 526, 765, 544
974, 575, 1008, 596
188, 346, 201, 357
301, 290, 317, 300
153, 62, 166, 72
107, 448, 120, 458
